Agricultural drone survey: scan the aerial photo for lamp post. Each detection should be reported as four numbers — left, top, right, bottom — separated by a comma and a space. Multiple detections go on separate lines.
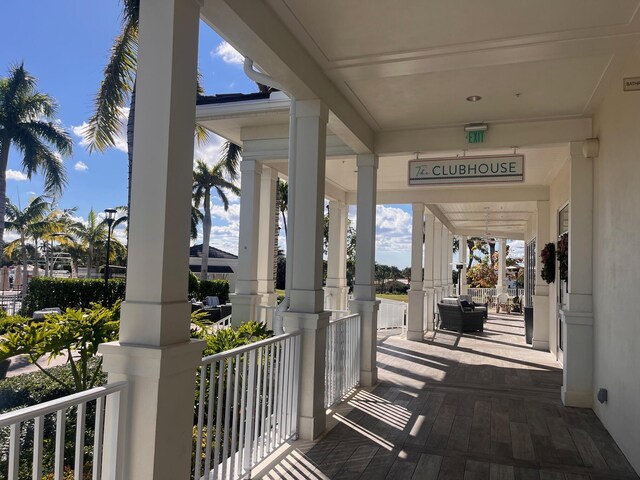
103, 208, 117, 307
451, 262, 464, 296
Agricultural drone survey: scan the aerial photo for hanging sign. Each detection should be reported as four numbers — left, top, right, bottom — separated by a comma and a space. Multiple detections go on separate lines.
408, 154, 524, 186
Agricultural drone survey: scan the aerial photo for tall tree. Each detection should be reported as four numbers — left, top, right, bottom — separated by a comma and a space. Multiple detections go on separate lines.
3, 196, 51, 294
192, 159, 240, 280
70, 209, 108, 278
0, 64, 71, 255
277, 179, 288, 236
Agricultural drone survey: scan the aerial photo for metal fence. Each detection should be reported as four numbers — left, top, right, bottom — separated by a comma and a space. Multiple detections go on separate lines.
0, 382, 127, 480
193, 332, 301, 480
324, 313, 361, 408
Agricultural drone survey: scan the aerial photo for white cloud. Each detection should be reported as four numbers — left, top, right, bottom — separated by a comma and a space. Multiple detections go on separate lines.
507, 240, 525, 259
211, 41, 244, 65
72, 107, 129, 153
6, 170, 28, 181
74, 161, 89, 172
375, 205, 412, 253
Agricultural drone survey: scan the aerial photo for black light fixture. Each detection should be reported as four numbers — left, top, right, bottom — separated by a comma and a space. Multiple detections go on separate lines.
451, 262, 464, 296
103, 208, 117, 307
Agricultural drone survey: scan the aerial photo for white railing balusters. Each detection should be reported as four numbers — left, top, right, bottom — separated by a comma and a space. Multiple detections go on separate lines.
33, 415, 44, 480
194, 332, 301, 480
0, 382, 125, 480
324, 313, 361, 408
377, 301, 407, 330
74, 402, 86, 480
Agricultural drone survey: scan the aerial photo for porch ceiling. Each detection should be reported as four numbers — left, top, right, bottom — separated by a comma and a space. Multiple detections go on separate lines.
202, 0, 640, 148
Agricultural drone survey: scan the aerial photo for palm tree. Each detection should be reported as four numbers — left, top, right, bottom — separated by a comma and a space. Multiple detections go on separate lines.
277, 179, 288, 236
192, 159, 240, 281
0, 64, 72, 255
70, 209, 108, 278
3, 196, 51, 294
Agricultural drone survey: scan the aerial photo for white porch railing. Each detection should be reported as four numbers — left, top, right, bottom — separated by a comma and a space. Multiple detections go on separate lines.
0, 381, 127, 480
324, 313, 361, 408
466, 287, 519, 304
377, 300, 407, 330
193, 331, 301, 480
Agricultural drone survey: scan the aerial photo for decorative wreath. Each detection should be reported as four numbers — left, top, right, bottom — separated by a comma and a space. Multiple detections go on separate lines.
540, 242, 556, 284
557, 233, 569, 282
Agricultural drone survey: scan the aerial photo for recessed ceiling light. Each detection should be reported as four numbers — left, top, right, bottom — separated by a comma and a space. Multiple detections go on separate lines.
466, 95, 482, 102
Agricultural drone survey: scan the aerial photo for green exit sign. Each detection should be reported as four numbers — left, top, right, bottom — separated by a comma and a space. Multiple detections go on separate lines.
467, 130, 485, 144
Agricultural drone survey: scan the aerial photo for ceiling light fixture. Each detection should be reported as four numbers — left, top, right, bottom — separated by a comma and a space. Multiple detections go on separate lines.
466, 95, 482, 102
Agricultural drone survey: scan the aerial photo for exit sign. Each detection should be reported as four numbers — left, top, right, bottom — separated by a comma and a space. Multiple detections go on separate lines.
467, 130, 485, 144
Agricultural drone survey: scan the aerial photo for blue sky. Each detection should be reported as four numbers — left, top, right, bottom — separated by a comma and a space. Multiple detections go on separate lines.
0, 1, 521, 268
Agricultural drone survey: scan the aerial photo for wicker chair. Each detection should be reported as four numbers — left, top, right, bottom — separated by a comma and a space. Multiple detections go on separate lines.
437, 303, 484, 333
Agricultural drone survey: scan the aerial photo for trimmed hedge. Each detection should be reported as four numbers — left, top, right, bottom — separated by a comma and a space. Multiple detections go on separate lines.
0, 360, 106, 413
21, 278, 126, 316
199, 279, 230, 304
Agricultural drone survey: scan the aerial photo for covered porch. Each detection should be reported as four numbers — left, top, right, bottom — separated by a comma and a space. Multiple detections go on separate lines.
253, 314, 637, 479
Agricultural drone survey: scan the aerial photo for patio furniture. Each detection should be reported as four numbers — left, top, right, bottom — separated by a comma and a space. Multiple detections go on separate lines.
495, 293, 511, 314
437, 302, 484, 333
458, 294, 488, 319
204, 296, 220, 308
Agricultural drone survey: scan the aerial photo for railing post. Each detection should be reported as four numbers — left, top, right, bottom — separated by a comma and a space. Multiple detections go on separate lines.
101, 385, 128, 480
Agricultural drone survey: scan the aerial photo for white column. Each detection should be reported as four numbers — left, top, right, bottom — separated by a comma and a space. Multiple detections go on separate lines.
423, 211, 436, 331
447, 231, 454, 295
257, 165, 278, 314
349, 153, 379, 387
325, 200, 348, 311
231, 159, 262, 326
560, 141, 594, 408
441, 225, 449, 297
282, 99, 330, 440
98, 0, 203, 478
498, 239, 507, 293
460, 235, 468, 294
407, 203, 424, 341
433, 219, 443, 303
532, 201, 550, 351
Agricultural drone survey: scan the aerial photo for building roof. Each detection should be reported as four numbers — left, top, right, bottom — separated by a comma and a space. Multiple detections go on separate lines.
196, 92, 273, 106
189, 265, 235, 274
189, 244, 238, 260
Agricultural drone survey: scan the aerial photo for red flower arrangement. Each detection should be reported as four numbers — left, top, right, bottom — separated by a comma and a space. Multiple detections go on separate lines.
540, 242, 556, 284
557, 233, 569, 282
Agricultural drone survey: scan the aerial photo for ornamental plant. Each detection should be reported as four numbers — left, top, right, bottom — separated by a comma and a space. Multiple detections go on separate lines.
557, 233, 569, 282
540, 242, 556, 284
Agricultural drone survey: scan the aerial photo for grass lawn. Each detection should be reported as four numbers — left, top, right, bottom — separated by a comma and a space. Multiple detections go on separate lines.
376, 293, 409, 303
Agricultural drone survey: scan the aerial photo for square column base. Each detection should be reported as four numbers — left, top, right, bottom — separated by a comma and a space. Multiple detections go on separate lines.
99, 339, 205, 480
349, 299, 380, 387
407, 289, 425, 341
324, 286, 348, 311
560, 309, 594, 408
229, 293, 261, 327
283, 310, 330, 440
532, 294, 550, 351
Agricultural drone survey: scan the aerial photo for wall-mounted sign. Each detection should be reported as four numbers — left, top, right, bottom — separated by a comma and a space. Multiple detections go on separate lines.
408, 154, 524, 186
623, 77, 640, 91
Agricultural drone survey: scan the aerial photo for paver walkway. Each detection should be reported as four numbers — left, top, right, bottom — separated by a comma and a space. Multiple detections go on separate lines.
254, 313, 639, 479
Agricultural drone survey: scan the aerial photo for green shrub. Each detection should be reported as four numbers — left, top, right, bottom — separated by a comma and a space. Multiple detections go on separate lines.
21, 278, 126, 315
199, 279, 230, 304
0, 360, 106, 413
0, 315, 29, 336
188, 271, 200, 299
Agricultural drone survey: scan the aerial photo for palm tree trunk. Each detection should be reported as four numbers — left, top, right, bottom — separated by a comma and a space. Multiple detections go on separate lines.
281, 211, 287, 237
200, 190, 211, 281
87, 246, 93, 279
0, 136, 11, 258
126, 81, 136, 249
21, 234, 28, 295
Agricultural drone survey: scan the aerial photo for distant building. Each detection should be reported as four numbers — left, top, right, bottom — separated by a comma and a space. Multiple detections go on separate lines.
188, 244, 237, 290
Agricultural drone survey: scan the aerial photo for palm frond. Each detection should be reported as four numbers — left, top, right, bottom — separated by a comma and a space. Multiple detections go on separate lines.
219, 141, 241, 180
84, 22, 138, 152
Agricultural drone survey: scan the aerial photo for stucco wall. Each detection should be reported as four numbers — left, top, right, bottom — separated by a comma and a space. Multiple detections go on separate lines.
591, 48, 640, 472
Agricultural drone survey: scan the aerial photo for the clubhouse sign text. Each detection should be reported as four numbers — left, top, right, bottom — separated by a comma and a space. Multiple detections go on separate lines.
408, 154, 524, 186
